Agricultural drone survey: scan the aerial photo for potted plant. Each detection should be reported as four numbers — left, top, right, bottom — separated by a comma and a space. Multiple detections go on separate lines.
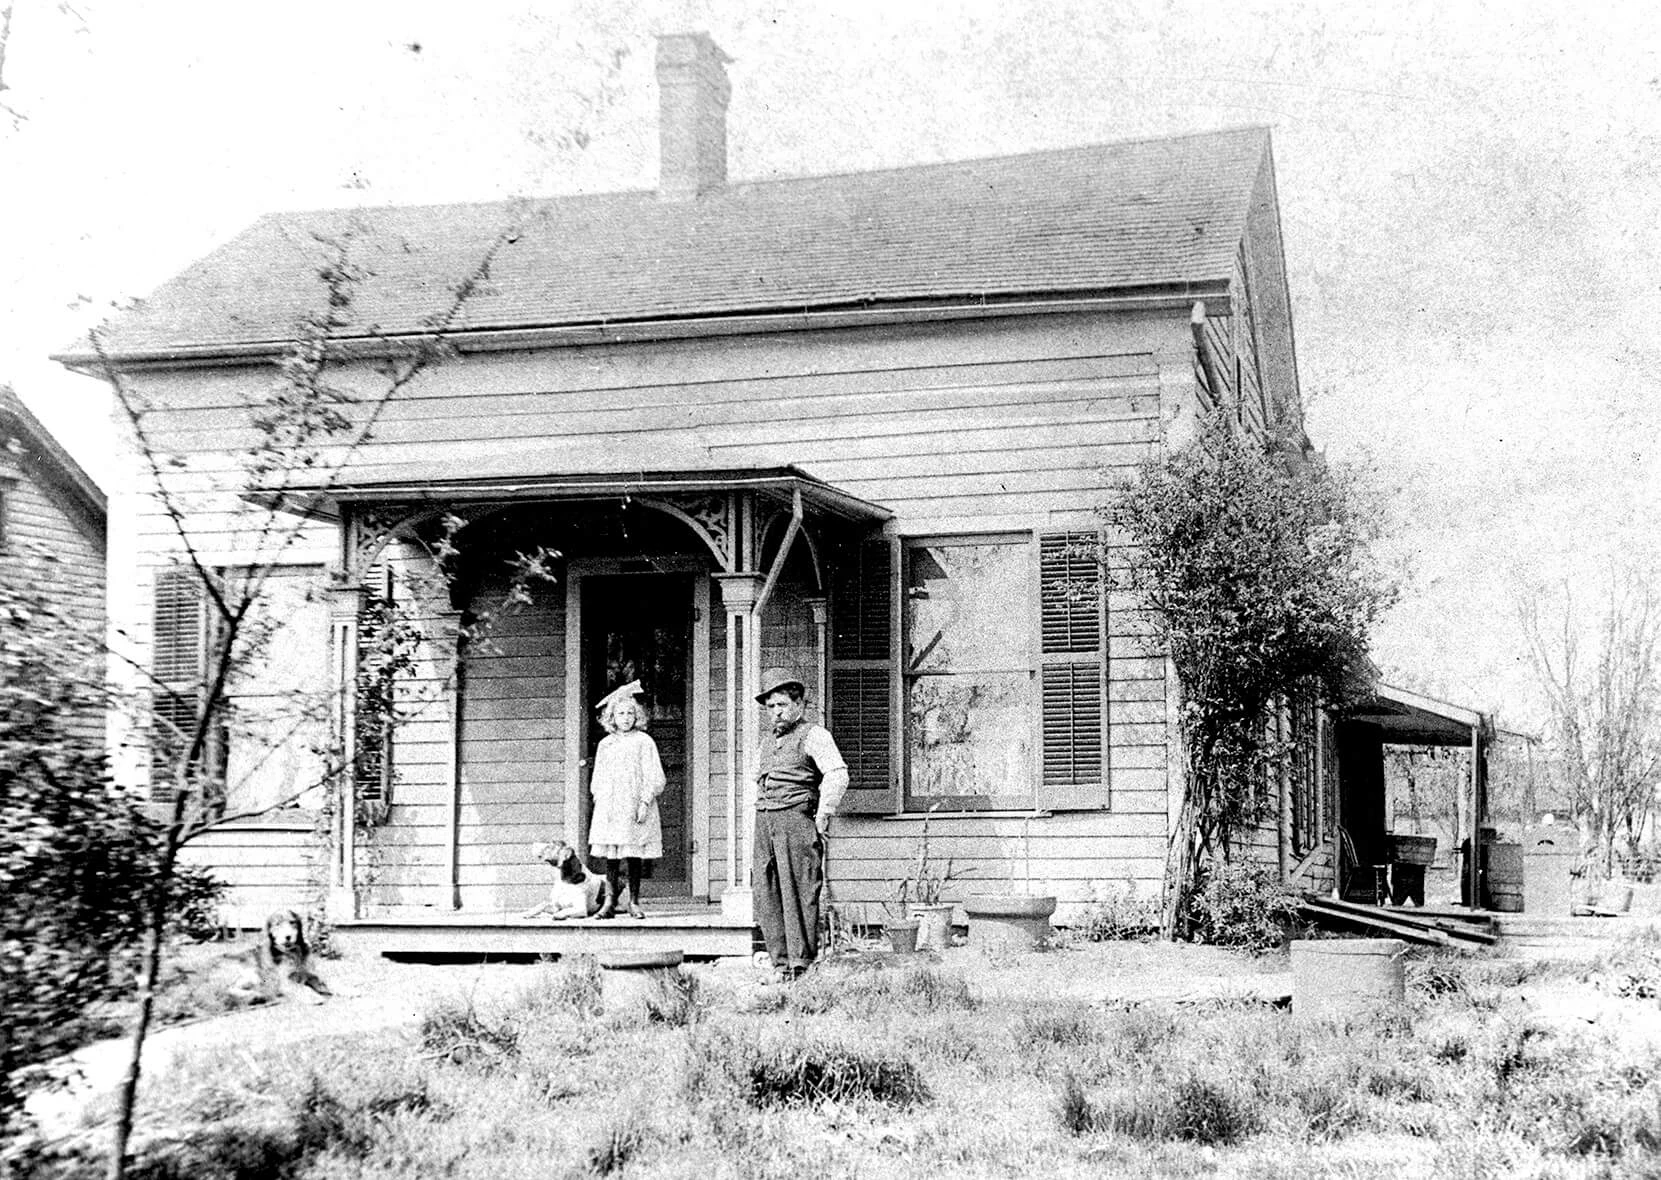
898, 805, 967, 951
880, 897, 921, 953
963, 816, 1058, 951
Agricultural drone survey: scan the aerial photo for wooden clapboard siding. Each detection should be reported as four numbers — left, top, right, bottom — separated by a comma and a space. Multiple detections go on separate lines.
177, 825, 314, 927
5, 463, 106, 742
453, 576, 565, 911
114, 305, 1241, 910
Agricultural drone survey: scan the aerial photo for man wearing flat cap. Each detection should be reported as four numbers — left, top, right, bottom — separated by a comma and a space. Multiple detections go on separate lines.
753, 667, 847, 980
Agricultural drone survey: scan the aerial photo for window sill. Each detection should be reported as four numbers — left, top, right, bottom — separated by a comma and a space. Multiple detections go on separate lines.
206, 815, 317, 833
881, 810, 1055, 821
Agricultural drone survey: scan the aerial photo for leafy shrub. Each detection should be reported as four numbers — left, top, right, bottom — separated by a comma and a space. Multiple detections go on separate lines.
1016, 1006, 1099, 1050
0, 550, 225, 1133
549, 954, 604, 1017
418, 996, 519, 1068
1076, 879, 1160, 941
687, 1024, 928, 1109
1059, 1070, 1263, 1145
748, 1041, 928, 1108
584, 1109, 648, 1176
1183, 861, 1298, 950
645, 967, 706, 1027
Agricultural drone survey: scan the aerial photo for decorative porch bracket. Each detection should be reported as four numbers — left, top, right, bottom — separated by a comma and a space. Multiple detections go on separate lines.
636, 491, 741, 572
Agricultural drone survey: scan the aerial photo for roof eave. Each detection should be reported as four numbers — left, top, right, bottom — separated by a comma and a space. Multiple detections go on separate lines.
55, 282, 1234, 373
247, 465, 894, 527
0, 394, 107, 525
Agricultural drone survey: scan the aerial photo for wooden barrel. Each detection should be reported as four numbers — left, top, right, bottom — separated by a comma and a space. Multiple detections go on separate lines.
1488, 842, 1524, 912
1390, 834, 1438, 867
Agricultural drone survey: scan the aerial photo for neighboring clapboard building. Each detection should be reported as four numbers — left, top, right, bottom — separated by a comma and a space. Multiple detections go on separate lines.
60, 34, 1338, 939
0, 386, 107, 744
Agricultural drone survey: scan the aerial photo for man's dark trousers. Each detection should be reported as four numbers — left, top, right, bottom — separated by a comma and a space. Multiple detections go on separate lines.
754, 804, 821, 970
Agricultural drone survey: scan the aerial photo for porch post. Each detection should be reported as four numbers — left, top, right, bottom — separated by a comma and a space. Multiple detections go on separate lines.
326, 579, 367, 922
805, 597, 829, 721
434, 608, 465, 912
714, 573, 763, 921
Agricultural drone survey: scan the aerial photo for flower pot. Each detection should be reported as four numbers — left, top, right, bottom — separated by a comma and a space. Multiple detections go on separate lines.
963, 893, 1057, 951
910, 903, 955, 951
886, 919, 920, 953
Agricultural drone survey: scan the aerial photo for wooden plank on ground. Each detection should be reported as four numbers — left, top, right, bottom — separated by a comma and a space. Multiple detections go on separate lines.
1299, 900, 1449, 946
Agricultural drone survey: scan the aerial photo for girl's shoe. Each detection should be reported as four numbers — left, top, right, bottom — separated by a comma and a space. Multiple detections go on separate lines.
628, 903, 646, 919
596, 898, 617, 920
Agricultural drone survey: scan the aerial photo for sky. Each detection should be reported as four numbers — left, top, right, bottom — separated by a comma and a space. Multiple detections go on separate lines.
1, 0, 1657, 729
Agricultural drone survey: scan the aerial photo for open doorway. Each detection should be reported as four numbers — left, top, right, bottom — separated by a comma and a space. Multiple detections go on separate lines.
580, 572, 693, 896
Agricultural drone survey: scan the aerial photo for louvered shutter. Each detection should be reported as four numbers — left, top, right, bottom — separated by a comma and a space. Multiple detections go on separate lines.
354, 563, 395, 812
150, 566, 206, 802
828, 538, 894, 814
1039, 532, 1107, 808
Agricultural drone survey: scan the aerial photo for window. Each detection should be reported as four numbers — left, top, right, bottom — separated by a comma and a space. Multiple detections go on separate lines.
899, 532, 1107, 811
149, 565, 329, 815
905, 538, 1033, 808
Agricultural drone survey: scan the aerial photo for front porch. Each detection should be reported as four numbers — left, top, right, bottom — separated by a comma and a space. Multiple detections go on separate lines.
275, 460, 893, 926
333, 902, 758, 958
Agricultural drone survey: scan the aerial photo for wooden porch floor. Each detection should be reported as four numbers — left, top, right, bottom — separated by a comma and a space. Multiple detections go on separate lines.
334, 904, 758, 959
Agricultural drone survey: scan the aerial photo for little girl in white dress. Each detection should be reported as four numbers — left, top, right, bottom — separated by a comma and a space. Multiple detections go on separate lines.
587, 680, 666, 918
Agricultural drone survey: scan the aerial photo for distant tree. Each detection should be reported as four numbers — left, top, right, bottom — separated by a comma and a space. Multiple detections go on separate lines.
1111, 418, 1395, 937
1520, 574, 1661, 875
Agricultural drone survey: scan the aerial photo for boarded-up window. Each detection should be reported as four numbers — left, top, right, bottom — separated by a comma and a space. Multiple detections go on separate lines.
904, 538, 1033, 809
1039, 532, 1107, 808
829, 539, 893, 813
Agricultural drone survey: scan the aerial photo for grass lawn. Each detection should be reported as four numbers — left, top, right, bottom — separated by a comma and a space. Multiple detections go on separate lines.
16, 931, 1661, 1179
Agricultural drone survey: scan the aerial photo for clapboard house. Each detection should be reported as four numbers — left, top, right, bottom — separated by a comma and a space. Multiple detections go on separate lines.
0, 386, 107, 743
60, 34, 1338, 947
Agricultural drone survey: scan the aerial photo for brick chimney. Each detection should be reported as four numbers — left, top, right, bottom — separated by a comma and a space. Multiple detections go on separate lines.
655, 32, 731, 200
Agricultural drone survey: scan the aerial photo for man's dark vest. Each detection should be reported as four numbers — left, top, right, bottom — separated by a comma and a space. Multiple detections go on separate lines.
757, 721, 822, 811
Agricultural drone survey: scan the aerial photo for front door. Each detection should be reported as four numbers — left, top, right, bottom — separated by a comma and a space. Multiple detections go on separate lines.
581, 573, 692, 894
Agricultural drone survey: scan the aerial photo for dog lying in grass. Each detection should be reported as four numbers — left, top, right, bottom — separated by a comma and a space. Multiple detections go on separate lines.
522, 841, 611, 920
213, 909, 333, 1005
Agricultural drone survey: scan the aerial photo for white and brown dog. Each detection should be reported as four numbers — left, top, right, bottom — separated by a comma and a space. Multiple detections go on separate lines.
522, 841, 611, 920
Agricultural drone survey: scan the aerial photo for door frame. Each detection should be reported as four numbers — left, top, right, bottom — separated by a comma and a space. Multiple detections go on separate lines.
564, 557, 712, 898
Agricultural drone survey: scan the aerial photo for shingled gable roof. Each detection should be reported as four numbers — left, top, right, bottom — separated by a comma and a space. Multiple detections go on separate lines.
0, 387, 107, 524
62, 125, 1272, 365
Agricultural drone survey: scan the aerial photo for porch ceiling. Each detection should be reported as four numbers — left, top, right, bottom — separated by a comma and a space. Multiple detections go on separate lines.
1346, 682, 1490, 747
257, 461, 892, 524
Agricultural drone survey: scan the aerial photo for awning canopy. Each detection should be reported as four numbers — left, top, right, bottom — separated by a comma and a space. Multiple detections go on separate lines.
1346, 683, 1492, 747
255, 460, 892, 526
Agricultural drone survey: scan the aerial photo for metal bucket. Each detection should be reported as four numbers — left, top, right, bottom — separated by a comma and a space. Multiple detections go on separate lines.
1291, 938, 1406, 1022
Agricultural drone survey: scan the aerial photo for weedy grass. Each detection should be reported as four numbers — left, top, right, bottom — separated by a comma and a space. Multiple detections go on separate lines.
35, 943, 1661, 1179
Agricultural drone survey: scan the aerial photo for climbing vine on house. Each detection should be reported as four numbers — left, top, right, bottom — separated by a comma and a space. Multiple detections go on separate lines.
1110, 419, 1396, 938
